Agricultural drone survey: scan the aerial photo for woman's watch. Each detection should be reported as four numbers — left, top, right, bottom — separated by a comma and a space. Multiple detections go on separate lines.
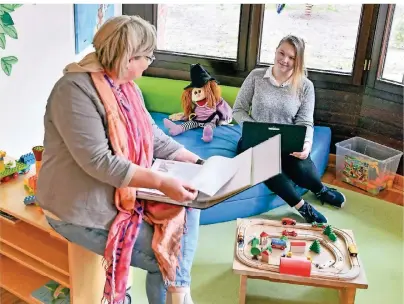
195, 158, 205, 165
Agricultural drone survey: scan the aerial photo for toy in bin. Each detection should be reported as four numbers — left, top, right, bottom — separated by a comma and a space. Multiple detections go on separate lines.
336, 137, 403, 195
342, 155, 392, 195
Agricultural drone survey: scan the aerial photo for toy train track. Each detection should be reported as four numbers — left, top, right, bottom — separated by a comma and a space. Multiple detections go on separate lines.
236, 218, 361, 281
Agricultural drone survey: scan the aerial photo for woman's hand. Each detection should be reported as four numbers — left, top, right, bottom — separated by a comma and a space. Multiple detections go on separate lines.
290, 141, 311, 160
158, 175, 198, 203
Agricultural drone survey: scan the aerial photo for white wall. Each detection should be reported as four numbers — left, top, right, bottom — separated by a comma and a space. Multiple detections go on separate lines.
0, 4, 121, 157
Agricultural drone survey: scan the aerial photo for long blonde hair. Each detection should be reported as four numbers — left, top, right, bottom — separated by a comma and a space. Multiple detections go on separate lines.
276, 35, 307, 95
92, 15, 157, 79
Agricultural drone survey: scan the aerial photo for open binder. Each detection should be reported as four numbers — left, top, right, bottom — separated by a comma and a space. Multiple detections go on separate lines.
137, 135, 281, 209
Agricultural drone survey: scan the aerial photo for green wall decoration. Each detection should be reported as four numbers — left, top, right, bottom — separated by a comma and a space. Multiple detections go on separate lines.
0, 4, 22, 76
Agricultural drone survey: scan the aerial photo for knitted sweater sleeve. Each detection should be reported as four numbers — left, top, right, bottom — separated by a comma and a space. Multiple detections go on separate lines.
295, 80, 315, 143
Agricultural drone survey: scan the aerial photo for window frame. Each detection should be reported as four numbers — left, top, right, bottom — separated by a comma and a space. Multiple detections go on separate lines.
366, 4, 404, 97
122, 4, 396, 93
253, 4, 373, 87
123, 4, 251, 79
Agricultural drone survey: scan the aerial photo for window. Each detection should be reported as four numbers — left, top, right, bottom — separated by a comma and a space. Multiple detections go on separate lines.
156, 4, 241, 59
379, 4, 404, 84
259, 4, 363, 74
122, 4, 400, 92
367, 4, 404, 97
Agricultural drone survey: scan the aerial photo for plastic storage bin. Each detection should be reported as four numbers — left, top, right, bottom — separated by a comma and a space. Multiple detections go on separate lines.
335, 137, 403, 195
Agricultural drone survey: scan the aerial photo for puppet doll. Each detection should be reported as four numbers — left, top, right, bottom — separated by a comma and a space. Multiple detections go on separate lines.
163, 63, 232, 142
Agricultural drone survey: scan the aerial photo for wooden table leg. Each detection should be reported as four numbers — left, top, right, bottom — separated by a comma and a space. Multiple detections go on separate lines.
239, 275, 247, 304
339, 288, 356, 304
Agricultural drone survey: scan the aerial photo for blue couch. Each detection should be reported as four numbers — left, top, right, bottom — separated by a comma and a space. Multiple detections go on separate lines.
150, 112, 332, 225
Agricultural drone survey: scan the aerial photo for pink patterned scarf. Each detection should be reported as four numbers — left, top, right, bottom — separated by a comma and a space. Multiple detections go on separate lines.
90, 72, 186, 304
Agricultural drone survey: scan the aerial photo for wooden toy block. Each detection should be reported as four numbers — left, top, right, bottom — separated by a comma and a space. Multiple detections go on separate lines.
279, 257, 311, 277
290, 241, 306, 253
260, 231, 269, 245
261, 250, 271, 263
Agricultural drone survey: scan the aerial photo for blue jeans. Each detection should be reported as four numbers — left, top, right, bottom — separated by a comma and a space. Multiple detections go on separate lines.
46, 208, 200, 304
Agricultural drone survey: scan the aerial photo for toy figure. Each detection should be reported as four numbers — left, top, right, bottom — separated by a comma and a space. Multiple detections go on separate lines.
237, 231, 244, 246
163, 63, 232, 142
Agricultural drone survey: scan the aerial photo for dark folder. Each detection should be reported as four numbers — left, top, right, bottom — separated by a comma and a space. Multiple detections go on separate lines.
240, 121, 306, 154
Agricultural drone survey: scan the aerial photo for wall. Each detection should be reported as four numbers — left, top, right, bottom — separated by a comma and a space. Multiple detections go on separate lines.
0, 4, 121, 158
314, 88, 404, 174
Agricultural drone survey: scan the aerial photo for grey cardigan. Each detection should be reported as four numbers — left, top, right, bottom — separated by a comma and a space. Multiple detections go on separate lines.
36, 72, 183, 230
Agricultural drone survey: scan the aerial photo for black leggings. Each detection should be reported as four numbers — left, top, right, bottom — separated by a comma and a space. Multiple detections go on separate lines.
237, 138, 324, 207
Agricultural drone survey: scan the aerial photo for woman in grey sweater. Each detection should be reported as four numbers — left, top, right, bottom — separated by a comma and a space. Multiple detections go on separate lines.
37, 16, 201, 304
233, 35, 346, 224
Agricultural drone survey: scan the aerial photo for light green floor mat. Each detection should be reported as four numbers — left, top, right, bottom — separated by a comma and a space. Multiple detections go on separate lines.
130, 186, 404, 303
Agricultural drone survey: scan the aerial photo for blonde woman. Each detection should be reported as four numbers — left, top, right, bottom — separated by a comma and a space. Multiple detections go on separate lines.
233, 35, 346, 224
37, 16, 201, 304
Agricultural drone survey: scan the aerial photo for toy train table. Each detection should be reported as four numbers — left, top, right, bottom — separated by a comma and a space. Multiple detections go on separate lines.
232, 218, 368, 304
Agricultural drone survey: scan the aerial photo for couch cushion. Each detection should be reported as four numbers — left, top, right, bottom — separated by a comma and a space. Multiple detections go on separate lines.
150, 112, 332, 225
135, 76, 240, 115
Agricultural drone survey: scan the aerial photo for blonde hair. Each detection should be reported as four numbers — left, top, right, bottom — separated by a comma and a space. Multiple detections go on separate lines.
276, 35, 307, 94
92, 15, 157, 79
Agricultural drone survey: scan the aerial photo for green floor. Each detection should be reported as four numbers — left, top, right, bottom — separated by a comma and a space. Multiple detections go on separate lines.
131, 185, 404, 303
